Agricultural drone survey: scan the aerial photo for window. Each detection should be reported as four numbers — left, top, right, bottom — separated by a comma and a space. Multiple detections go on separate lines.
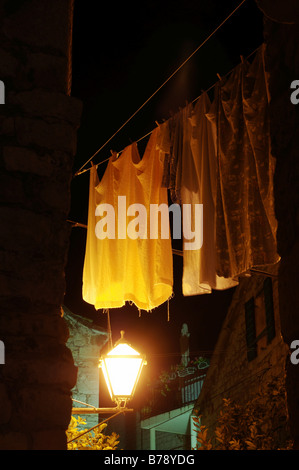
245, 277, 276, 362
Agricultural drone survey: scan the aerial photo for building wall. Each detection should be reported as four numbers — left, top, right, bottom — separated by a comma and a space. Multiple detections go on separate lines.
256, 0, 299, 448
0, 0, 82, 449
196, 265, 288, 439
63, 309, 108, 429
140, 427, 189, 451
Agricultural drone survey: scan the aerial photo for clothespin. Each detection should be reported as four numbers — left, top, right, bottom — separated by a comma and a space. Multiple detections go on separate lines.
217, 73, 222, 81
240, 55, 245, 64
110, 149, 118, 160
155, 120, 160, 127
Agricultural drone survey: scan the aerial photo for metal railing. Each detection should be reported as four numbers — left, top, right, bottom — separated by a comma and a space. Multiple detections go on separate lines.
141, 370, 207, 419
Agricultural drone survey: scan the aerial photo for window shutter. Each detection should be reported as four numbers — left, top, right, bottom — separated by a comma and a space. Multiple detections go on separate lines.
245, 297, 257, 361
263, 277, 276, 343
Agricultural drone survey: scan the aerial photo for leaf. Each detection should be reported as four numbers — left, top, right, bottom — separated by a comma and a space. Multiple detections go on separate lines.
245, 440, 257, 450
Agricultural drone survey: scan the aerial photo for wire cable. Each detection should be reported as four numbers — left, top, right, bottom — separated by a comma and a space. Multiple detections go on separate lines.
73, 43, 260, 178
73, 0, 248, 177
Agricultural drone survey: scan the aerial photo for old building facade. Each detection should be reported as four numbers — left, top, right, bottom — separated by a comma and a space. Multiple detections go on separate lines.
195, 264, 290, 445
256, 0, 299, 448
63, 306, 108, 429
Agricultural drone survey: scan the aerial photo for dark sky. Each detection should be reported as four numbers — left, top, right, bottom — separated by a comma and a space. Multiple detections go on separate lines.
64, 0, 264, 377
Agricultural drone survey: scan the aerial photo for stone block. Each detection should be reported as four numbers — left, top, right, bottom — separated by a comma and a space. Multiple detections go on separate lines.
3, 146, 53, 177
41, 180, 71, 213
15, 387, 73, 431
0, 206, 50, 247
0, 310, 69, 343
0, 207, 68, 264
0, 383, 12, 424
78, 345, 101, 359
48, 150, 74, 174
0, 47, 18, 79
2, 0, 73, 57
8, 90, 82, 127
15, 117, 77, 154
25, 52, 69, 94
0, 431, 29, 450
76, 373, 99, 394
0, 116, 14, 136
2, 347, 77, 390
0, 172, 26, 206
0, 266, 65, 306
31, 430, 67, 450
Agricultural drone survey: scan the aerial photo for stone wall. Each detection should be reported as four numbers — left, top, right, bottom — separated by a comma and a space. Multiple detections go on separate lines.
256, 0, 299, 449
140, 428, 188, 451
0, 0, 82, 449
63, 307, 108, 429
155, 431, 188, 450
196, 265, 289, 441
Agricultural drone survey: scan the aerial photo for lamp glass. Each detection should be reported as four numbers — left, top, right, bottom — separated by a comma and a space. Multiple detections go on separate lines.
102, 342, 144, 401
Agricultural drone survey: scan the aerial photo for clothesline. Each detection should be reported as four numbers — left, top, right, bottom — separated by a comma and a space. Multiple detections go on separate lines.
73, 0, 248, 178
74, 43, 260, 178
73, 39, 279, 316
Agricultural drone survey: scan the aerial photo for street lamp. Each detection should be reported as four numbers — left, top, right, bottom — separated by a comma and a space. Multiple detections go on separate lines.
72, 330, 146, 416
69, 331, 147, 446
99, 330, 147, 408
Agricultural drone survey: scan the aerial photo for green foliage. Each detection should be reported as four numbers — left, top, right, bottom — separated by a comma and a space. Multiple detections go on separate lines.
189, 357, 210, 369
193, 376, 293, 450
67, 416, 120, 450
158, 370, 172, 396
148, 357, 210, 397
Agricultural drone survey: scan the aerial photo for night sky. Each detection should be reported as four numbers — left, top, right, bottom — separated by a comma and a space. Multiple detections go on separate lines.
64, 0, 264, 379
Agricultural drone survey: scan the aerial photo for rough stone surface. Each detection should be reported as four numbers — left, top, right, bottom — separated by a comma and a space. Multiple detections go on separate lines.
8, 90, 82, 125
256, 0, 299, 449
64, 307, 109, 429
265, 15, 299, 449
196, 266, 289, 444
3, 146, 54, 176
0, 0, 82, 450
31, 430, 68, 451
15, 117, 77, 154
0, 383, 12, 425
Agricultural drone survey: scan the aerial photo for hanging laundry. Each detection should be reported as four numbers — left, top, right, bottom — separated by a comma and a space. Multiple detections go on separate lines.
82, 128, 173, 311
207, 45, 279, 279
82, 163, 100, 306
181, 93, 238, 295
161, 109, 185, 204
